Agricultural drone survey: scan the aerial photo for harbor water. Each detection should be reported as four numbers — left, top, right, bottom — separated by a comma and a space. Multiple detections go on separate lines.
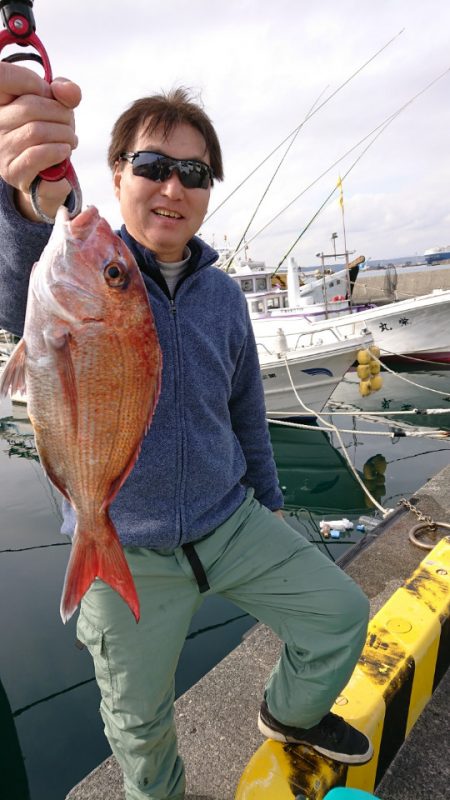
1, 363, 450, 800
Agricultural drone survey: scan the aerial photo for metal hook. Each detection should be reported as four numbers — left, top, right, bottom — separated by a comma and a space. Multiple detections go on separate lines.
30, 163, 82, 224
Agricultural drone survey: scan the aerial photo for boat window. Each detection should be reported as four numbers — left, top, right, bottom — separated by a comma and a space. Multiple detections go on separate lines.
267, 297, 281, 309
240, 279, 254, 292
256, 277, 268, 291
283, 297, 289, 308
251, 300, 265, 313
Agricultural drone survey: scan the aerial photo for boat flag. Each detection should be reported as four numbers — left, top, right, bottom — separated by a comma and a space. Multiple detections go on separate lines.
337, 176, 344, 209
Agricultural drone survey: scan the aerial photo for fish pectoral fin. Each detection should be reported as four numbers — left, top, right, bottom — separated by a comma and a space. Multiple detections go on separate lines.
0, 338, 26, 396
60, 515, 140, 623
43, 329, 78, 432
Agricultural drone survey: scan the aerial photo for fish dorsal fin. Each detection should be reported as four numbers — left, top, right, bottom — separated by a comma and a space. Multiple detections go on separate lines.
0, 338, 27, 396
44, 330, 79, 434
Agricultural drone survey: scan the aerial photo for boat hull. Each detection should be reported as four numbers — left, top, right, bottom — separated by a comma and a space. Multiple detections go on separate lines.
257, 330, 373, 416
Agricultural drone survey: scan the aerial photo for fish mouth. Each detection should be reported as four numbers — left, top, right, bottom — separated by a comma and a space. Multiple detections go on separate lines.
56, 206, 104, 243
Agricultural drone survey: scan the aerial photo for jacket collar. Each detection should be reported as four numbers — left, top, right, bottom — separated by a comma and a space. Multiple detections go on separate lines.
119, 226, 218, 292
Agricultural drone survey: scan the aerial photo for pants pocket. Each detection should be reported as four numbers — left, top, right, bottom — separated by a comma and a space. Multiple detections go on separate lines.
77, 611, 115, 706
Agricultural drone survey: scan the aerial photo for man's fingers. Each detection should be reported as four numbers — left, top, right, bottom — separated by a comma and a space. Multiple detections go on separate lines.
8, 142, 73, 193
4, 93, 77, 129
0, 64, 80, 192
15, 120, 78, 152
0, 62, 53, 105
51, 78, 82, 109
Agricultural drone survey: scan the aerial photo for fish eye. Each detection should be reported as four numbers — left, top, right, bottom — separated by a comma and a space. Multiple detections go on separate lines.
104, 261, 129, 288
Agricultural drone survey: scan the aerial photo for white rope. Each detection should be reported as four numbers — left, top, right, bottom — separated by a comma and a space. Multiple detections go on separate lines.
323, 405, 450, 417
267, 416, 448, 439
279, 357, 390, 515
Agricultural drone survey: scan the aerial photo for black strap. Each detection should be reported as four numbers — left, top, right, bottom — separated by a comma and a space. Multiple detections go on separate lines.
182, 543, 210, 593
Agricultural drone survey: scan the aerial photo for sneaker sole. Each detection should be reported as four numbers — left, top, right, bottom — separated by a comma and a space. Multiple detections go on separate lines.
258, 714, 374, 765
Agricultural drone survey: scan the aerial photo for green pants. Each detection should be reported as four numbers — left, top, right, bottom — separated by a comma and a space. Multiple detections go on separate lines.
76, 490, 369, 800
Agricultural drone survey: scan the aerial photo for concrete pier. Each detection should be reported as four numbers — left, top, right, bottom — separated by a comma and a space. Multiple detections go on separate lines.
66, 466, 450, 800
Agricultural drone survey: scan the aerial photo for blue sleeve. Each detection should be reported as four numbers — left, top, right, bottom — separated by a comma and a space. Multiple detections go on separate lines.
229, 301, 284, 511
0, 179, 52, 336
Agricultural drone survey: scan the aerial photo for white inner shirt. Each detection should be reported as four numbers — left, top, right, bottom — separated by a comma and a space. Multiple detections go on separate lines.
156, 246, 191, 297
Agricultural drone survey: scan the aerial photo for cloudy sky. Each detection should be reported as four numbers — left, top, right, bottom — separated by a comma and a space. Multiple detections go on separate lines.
16, 0, 450, 266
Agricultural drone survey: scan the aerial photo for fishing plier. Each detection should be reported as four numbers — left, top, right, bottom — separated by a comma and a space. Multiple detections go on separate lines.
0, 0, 82, 222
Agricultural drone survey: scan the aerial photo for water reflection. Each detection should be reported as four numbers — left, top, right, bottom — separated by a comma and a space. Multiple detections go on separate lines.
1, 392, 450, 799
0, 676, 30, 800
270, 421, 380, 511
331, 364, 450, 431
0, 413, 256, 799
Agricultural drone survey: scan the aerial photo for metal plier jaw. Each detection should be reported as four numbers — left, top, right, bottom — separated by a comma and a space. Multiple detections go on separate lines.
0, 0, 82, 222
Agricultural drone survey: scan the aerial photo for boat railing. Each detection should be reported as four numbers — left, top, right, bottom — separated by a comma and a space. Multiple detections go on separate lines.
293, 326, 344, 350
255, 324, 372, 360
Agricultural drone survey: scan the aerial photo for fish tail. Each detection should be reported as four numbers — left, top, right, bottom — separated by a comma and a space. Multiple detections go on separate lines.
60, 516, 140, 624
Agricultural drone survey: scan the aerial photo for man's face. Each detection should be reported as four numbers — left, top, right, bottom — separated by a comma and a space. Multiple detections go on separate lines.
113, 122, 211, 262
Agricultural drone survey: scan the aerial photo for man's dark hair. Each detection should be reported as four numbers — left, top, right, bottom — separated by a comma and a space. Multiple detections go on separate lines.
107, 87, 224, 181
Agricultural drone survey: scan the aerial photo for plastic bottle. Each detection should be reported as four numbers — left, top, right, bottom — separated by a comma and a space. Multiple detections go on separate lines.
320, 518, 354, 532
358, 515, 379, 531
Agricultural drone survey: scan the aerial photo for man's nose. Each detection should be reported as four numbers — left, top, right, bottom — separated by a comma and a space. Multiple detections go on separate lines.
160, 170, 184, 198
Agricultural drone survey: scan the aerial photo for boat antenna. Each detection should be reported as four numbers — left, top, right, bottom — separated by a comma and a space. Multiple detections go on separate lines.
220, 65, 450, 273
204, 28, 404, 225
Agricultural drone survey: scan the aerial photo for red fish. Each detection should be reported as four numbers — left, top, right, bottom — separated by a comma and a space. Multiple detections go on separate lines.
0, 206, 162, 622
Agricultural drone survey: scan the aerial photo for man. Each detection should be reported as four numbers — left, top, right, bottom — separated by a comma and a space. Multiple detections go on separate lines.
0, 63, 372, 800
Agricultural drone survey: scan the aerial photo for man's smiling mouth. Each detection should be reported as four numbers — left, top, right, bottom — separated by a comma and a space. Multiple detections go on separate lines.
153, 208, 182, 219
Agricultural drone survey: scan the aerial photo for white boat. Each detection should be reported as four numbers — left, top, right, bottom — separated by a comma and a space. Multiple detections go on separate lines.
228, 260, 450, 365
277, 289, 450, 365
424, 246, 450, 265
256, 323, 373, 417
222, 260, 373, 415
229, 257, 356, 323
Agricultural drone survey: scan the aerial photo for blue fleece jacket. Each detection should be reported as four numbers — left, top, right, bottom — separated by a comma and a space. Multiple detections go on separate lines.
0, 180, 283, 548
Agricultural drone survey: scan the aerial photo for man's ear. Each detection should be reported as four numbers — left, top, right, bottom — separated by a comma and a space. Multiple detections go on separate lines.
113, 162, 122, 199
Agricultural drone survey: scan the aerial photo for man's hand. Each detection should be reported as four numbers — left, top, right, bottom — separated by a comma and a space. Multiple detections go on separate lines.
272, 509, 284, 520
0, 62, 81, 220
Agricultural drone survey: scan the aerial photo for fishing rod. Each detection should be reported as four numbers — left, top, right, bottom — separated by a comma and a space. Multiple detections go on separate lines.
204, 28, 404, 226
219, 65, 450, 271
0, 0, 82, 221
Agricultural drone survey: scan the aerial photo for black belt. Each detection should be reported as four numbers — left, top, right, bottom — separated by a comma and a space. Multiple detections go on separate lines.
182, 543, 210, 593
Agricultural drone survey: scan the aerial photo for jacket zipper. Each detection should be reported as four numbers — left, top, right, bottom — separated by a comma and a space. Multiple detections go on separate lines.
169, 296, 185, 543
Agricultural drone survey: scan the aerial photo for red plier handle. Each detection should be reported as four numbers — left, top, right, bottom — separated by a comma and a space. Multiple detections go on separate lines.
0, 0, 82, 221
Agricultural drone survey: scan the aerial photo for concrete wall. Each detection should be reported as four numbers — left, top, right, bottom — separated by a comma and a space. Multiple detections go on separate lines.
352, 267, 450, 304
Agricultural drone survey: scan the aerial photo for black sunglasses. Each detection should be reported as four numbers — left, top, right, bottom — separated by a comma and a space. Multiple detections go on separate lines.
119, 151, 213, 189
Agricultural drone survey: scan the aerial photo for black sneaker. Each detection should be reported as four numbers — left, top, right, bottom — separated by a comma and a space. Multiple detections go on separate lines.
258, 700, 373, 764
